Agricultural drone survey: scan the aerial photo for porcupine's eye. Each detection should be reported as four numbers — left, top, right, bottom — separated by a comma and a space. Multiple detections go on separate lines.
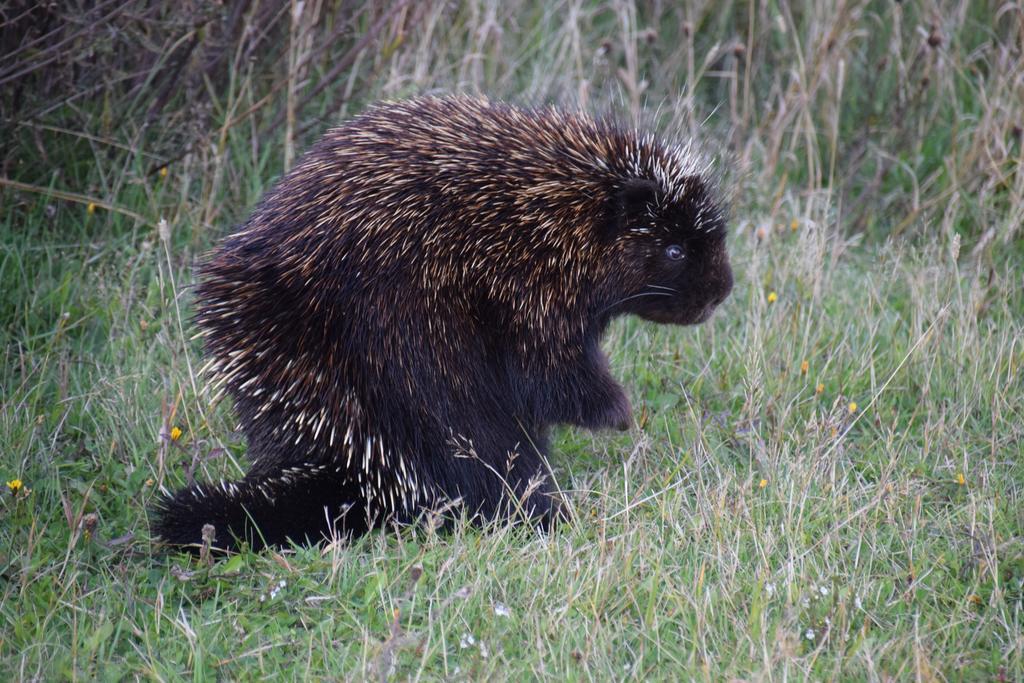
665, 244, 684, 261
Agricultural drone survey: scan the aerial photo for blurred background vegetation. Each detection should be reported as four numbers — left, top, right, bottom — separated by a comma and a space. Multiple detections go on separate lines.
3, 0, 1021, 248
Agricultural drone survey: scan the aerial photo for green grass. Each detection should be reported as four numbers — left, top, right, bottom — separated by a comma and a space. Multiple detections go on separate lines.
2, 1, 1022, 679
3, 195, 1021, 679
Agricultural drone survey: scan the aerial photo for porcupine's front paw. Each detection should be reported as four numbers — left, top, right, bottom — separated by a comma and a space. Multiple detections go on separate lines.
576, 376, 633, 432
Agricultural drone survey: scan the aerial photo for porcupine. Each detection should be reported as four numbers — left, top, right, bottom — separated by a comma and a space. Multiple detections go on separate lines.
152, 95, 733, 552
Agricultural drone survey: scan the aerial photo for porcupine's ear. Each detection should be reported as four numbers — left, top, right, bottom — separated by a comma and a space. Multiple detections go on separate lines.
603, 178, 659, 241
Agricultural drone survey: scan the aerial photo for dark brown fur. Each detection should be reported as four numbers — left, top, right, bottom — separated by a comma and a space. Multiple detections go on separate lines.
153, 96, 733, 552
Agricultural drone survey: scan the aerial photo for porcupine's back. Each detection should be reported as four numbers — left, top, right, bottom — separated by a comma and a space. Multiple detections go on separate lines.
195, 96, 642, 452
154, 96, 731, 552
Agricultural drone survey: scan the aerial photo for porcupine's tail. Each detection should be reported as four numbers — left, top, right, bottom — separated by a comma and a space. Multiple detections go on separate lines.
151, 465, 366, 553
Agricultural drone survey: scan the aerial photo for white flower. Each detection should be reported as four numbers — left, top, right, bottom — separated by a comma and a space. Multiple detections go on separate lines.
494, 602, 511, 617
805, 629, 815, 640
459, 633, 476, 649
765, 582, 776, 597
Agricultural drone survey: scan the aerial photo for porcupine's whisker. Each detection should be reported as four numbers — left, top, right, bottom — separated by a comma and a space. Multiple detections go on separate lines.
645, 284, 679, 294
601, 290, 673, 314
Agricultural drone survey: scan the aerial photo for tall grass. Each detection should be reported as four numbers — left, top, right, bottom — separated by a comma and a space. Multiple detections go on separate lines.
1, 1, 1022, 679
4, 1, 1021, 245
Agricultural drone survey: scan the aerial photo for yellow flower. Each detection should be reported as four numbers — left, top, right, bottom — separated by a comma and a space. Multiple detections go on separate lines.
848, 401, 858, 414
956, 472, 966, 486
86, 202, 96, 215
145, 478, 154, 487
758, 478, 767, 489
815, 383, 825, 395
170, 426, 183, 441
767, 291, 778, 304
790, 219, 799, 231
159, 166, 169, 178
968, 594, 982, 605
7, 479, 22, 495
139, 319, 149, 331
800, 360, 809, 375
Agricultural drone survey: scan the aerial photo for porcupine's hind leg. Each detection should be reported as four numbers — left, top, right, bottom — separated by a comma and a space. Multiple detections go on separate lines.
494, 444, 570, 532
152, 464, 368, 553
448, 426, 568, 532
